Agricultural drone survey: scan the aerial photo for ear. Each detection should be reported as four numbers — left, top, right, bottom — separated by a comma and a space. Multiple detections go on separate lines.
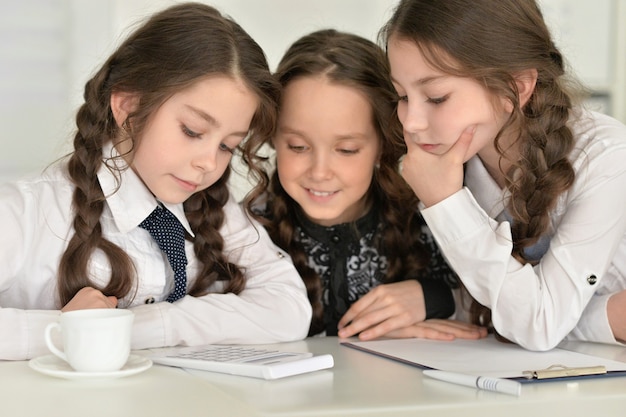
110, 91, 139, 128
514, 68, 538, 108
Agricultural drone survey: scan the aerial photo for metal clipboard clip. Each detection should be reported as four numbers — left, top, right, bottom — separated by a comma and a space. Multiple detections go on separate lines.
522, 364, 607, 379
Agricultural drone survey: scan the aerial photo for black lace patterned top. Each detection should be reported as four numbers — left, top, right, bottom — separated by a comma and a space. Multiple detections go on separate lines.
293, 206, 458, 336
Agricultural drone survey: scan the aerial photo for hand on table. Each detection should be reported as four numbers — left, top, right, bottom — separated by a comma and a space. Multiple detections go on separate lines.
337, 280, 427, 340
61, 287, 118, 312
381, 319, 488, 341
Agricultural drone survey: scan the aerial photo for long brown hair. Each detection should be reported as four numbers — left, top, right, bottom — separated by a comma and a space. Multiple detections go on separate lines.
253, 29, 431, 335
57, 2, 280, 306
381, 0, 579, 327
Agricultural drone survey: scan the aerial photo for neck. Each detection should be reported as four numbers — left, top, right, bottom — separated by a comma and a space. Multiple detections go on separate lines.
477, 133, 520, 189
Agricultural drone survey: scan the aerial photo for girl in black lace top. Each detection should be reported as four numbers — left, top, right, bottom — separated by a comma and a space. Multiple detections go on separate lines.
253, 30, 487, 341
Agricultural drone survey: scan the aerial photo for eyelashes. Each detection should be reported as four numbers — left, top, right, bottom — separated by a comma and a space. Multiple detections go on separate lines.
286, 144, 359, 155
182, 125, 201, 138
426, 95, 449, 105
219, 143, 235, 154
287, 144, 308, 153
395, 95, 449, 105
181, 124, 239, 154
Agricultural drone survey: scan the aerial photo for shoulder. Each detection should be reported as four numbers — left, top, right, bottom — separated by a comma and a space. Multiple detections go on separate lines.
223, 194, 249, 221
0, 162, 75, 234
220, 194, 264, 237
568, 109, 626, 169
0, 162, 73, 204
554, 110, 626, 213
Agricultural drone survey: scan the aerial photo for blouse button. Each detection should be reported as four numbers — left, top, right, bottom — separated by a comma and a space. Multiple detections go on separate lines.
277, 251, 285, 258
331, 235, 340, 243
145, 297, 156, 304
586, 275, 598, 285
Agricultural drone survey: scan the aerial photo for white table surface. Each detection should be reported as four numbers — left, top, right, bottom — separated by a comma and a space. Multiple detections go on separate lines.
2, 337, 626, 417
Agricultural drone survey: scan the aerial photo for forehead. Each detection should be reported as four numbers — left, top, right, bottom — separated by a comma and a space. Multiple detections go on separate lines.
281, 76, 372, 114
388, 37, 431, 78
388, 36, 461, 78
279, 76, 376, 134
174, 75, 256, 99
162, 75, 260, 120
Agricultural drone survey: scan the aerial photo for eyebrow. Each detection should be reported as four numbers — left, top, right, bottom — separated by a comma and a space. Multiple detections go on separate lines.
279, 126, 371, 141
184, 105, 250, 137
391, 74, 446, 87
278, 126, 306, 137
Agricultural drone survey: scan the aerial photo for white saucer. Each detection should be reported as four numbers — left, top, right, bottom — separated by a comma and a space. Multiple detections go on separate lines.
28, 354, 153, 380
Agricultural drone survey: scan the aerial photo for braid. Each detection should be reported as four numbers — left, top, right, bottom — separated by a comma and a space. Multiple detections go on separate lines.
507, 60, 575, 261
468, 59, 576, 328
57, 69, 135, 306
185, 170, 246, 296
261, 171, 324, 336
374, 160, 431, 282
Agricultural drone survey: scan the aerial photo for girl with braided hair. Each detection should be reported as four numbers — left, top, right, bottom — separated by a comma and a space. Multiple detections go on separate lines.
253, 29, 487, 341
382, 0, 626, 350
0, 2, 311, 360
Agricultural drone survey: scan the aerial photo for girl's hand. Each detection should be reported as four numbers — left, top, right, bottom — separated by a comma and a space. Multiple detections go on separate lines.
61, 287, 118, 312
401, 126, 475, 207
381, 319, 488, 341
337, 280, 427, 340
608, 290, 626, 343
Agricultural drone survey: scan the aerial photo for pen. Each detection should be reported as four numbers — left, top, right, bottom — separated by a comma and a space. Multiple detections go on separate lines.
422, 370, 521, 396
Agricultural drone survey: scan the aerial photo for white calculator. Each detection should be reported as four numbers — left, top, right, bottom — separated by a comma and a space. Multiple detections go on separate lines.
146, 345, 334, 380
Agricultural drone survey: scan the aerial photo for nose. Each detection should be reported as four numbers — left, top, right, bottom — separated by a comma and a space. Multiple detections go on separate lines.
398, 99, 428, 134
192, 145, 219, 172
308, 151, 332, 181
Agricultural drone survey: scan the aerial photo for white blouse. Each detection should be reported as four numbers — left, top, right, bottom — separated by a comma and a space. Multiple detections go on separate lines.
0, 149, 311, 360
421, 110, 626, 351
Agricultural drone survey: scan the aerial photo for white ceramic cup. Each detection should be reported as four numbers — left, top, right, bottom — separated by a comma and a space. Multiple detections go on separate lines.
44, 309, 134, 372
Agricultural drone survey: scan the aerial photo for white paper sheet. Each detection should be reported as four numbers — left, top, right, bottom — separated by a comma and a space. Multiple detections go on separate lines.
344, 336, 626, 379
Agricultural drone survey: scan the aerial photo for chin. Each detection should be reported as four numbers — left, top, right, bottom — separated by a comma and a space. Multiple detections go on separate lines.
308, 212, 344, 227
154, 192, 192, 205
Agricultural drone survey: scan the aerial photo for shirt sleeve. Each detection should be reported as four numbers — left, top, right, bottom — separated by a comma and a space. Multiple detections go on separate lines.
129, 199, 312, 349
420, 144, 626, 350
421, 279, 455, 319
565, 294, 616, 344
0, 309, 62, 360
0, 179, 61, 360
416, 219, 457, 319
0, 180, 30, 294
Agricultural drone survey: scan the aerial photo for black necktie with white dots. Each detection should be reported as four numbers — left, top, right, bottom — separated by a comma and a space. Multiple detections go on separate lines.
139, 205, 188, 302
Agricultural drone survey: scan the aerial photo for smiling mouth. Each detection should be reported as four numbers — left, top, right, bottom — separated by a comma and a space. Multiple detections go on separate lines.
307, 188, 337, 197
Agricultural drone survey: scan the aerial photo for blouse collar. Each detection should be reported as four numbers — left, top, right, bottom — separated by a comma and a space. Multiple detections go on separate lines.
294, 203, 379, 247
464, 155, 510, 219
97, 142, 193, 236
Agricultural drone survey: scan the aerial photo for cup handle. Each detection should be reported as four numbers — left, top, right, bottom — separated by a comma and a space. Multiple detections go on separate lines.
44, 322, 68, 362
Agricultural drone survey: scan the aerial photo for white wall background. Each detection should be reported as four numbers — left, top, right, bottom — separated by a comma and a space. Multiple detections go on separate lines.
1, 0, 625, 199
